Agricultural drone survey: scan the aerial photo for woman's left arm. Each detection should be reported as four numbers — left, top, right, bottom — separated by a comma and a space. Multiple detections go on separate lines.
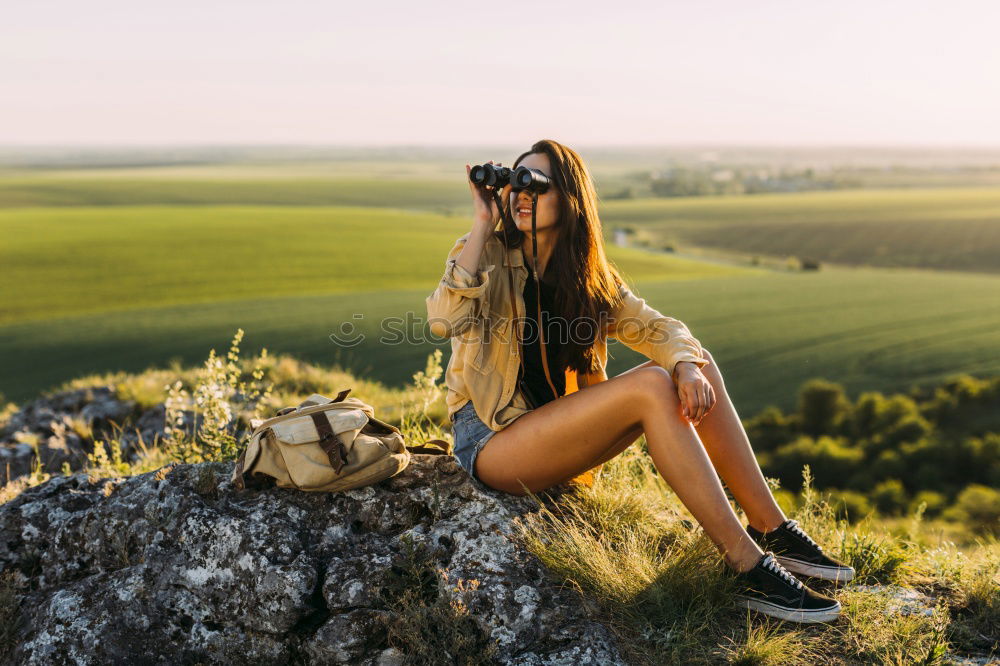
607, 283, 714, 423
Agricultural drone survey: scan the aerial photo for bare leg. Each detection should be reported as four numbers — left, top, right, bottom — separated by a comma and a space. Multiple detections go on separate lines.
550, 422, 643, 488
549, 360, 667, 481
474, 366, 763, 572
606, 353, 787, 532
693, 349, 787, 533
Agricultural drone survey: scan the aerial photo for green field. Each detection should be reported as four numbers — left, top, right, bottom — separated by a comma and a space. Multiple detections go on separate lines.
3, 163, 997, 274
601, 187, 1000, 273
2, 161, 998, 413
0, 206, 745, 324
0, 178, 469, 211
2, 208, 998, 413
2, 265, 998, 413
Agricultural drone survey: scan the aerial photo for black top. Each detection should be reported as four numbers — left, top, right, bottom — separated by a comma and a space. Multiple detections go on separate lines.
519, 265, 565, 408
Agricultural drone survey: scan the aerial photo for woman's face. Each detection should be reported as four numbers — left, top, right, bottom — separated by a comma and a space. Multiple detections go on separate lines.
505, 152, 560, 233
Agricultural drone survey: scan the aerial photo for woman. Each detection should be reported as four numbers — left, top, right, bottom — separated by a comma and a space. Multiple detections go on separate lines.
425, 139, 854, 624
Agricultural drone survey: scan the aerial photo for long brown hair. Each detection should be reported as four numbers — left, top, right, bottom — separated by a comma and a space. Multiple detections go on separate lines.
495, 139, 625, 375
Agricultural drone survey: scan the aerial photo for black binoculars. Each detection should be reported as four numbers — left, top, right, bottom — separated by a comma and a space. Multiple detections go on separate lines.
469, 163, 551, 194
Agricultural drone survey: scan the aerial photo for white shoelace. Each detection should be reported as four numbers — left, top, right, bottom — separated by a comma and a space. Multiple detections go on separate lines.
785, 519, 823, 552
762, 553, 803, 590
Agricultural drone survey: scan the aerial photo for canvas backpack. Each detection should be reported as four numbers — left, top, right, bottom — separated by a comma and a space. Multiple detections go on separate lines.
231, 388, 451, 492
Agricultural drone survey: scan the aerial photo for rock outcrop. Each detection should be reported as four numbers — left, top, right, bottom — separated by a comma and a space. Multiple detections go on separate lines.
0, 455, 623, 665
0, 387, 173, 486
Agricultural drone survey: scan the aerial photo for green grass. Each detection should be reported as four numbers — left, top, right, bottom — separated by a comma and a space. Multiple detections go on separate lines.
3, 167, 998, 274
5, 343, 996, 664
601, 186, 1000, 273
2, 172, 999, 413
512, 449, 998, 665
0, 177, 471, 211
0, 203, 754, 404
644, 265, 1000, 413
0, 205, 744, 325
2, 248, 998, 409
0, 205, 461, 323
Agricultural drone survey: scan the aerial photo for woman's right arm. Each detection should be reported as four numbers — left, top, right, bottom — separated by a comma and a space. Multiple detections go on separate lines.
425, 161, 506, 338
425, 230, 495, 337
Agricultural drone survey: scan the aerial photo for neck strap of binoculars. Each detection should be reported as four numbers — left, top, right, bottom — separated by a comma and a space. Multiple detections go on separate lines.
494, 190, 560, 404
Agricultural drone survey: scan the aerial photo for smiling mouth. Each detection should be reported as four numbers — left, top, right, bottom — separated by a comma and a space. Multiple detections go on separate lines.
516, 205, 533, 217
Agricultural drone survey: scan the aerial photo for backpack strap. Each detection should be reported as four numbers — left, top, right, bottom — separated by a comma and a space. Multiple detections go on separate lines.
233, 452, 247, 490
298, 388, 353, 409
276, 388, 354, 417
309, 412, 349, 474
407, 438, 453, 456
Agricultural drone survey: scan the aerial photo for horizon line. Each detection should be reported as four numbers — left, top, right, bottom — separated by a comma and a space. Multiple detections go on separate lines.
3, 141, 1000, 151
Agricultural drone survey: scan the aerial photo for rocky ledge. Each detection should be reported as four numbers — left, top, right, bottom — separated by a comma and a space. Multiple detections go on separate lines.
0, 387, 167, 486
0, 456, 622, 665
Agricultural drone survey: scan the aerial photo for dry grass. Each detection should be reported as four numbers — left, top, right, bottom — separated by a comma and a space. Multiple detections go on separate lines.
511, 451, 999, 665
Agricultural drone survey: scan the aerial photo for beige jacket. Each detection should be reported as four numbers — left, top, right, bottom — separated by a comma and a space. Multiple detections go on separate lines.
425, 231, 711, 431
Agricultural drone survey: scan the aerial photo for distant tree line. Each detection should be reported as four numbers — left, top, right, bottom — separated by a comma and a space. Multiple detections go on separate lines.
642, 166, 862, 197
742, 374, 1000, 533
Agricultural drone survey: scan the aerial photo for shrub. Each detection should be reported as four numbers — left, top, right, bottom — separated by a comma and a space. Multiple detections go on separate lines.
163, 328, 272, 463
920, 374, 1000, 433
908, 490, 948, 518
943, 484, 1000, 536
960, 433, 1000, 488
824, 489, 873, 522
398, 349, 449, 448
800, 258, 821, 271
743, 405, 794, 453
767, 435, 863, 490
851, 392, 924, 442
871, 479, 909, 516
797, 379, 851, 438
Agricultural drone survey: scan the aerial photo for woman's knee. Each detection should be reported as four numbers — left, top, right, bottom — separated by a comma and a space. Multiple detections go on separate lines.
698, 348, 725, 385
628, 366, 680, 408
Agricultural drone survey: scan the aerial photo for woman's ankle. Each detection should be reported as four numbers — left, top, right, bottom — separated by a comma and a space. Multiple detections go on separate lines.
725, 545, 764, 573
746, 511, 787, 534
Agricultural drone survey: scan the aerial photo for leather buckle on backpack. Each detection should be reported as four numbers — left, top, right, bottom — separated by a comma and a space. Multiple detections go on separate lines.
310, 412, 347, 474
324, 443, 346, 474
317, 433, 345, 474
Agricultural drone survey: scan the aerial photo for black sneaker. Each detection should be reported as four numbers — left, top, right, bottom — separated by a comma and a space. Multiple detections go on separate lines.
733, 551, 842, 623
746, 519, 855, 583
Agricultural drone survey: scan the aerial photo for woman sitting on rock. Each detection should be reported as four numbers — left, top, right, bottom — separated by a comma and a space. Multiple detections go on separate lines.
425, 138, 854, 624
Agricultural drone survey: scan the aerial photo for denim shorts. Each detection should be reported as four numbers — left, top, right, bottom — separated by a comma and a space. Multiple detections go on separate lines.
451, 400, 499, 481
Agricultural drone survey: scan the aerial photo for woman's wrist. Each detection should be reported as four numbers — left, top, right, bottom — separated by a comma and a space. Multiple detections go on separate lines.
471, 218, 495, 235
672, 361, 697, 381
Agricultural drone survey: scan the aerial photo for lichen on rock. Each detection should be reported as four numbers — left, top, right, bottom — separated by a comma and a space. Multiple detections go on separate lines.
0, 455, 624, 665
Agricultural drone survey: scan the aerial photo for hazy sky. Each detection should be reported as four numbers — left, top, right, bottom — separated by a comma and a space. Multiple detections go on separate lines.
3, 0, 998, 146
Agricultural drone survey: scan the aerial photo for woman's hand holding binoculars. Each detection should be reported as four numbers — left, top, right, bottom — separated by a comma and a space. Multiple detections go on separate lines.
466, 160, 508, 230
466, 160, 553, 232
